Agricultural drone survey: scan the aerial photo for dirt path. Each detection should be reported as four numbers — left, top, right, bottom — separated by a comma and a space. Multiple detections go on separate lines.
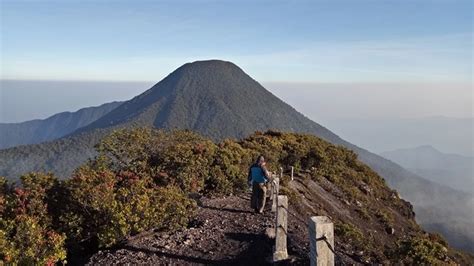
87, 193, 308, 265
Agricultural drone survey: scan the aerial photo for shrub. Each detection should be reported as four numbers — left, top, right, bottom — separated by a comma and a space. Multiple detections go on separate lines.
206, 139, 253, 194
98, 128, 217, 193
335, 221, 364, 247
355, 207, 370, 220
376, 209, 394, 229
0, 174, 67, 264
147, 131, 217, 193
396, 235, 451, 265
279, 186, 298, 203
96, 127, 154, 175
59, 163, 195, 248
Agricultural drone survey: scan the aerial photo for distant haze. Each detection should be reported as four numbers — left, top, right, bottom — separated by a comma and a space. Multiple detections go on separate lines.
381, 145, 473, 194
266, 82, 473, 121
265, 81, 473, 156
0, 80, 153, 123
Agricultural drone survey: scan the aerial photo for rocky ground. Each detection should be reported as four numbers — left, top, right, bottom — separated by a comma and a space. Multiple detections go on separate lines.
85, 192, 326, 265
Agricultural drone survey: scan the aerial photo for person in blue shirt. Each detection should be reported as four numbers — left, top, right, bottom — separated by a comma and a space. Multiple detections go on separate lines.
248, 155, 271, 213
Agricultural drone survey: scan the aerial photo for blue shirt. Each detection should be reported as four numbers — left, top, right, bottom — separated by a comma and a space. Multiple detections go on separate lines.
249, 165, 268, 183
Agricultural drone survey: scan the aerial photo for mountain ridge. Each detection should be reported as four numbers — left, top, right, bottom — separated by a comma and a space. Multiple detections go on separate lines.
381, 145, 473, 194
0, 101, 122, 149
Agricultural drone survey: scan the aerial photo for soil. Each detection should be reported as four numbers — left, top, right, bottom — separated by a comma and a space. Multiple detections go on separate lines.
85, 192, 322, 265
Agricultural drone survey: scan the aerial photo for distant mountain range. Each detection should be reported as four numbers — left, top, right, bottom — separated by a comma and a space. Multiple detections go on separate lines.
381, 145, 473, 194
0, 60, 472, 252
0, 101, 122, 149
324, 116, 474, 157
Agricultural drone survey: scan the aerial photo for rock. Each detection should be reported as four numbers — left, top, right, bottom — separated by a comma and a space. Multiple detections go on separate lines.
265, 227, 276, 239
391, 192, 399, 199
386, 227, 395, 235
359, 183, 372, 194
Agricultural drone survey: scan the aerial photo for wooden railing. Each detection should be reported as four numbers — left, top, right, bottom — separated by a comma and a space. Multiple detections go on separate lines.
268, 168, 335, 265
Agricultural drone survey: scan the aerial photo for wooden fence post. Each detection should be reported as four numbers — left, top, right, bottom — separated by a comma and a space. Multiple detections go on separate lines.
271, 177, 280, 212
273, 195, 288, 262
309, 216, 334, 266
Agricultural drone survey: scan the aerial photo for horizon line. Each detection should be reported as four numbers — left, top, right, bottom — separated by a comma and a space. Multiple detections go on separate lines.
1, 78, 471, 85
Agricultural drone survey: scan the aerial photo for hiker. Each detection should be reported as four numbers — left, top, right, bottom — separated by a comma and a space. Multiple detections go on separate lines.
248, 155, 271, 213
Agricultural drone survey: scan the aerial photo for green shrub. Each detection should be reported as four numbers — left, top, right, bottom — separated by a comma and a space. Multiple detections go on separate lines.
96, 127, 154, 175
335, 221, 367, 250
59, 163, 195, 248
0, 174, 66, 264
355, 207, 370, 220
396, 235, 451, 265
279, 186, 298, 203
376, 210, 394, 228
206, 140, 253, 194
98, 128, 218, 193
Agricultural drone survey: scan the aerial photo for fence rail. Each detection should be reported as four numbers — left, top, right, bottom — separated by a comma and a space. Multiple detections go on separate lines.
268, 167, 334, 265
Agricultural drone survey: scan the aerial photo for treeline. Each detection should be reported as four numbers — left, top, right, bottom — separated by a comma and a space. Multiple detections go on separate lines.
0, 129, 462, 264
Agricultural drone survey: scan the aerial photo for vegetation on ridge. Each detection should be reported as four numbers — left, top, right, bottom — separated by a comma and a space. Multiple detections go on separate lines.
0, 128, 469, 264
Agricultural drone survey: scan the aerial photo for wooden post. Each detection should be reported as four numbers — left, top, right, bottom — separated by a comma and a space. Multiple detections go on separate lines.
273, 195, 288, 261
309, 216, 334, 266
291, 166, 294, 181
271, 177, 280, 212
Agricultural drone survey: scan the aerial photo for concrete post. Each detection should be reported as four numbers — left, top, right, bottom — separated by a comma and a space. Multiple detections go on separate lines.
291, 166, 294, 181
309, 216, 334, 266
271, 177, 280, 212
269, 180, 274, 201
280, 167, 283, 179
273, 195, 288, 262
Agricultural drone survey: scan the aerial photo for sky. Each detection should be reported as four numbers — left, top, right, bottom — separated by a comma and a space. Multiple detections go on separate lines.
0, 0, 473, 123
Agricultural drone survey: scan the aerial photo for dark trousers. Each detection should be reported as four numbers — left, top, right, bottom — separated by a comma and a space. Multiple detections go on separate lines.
251, 182, 267, 213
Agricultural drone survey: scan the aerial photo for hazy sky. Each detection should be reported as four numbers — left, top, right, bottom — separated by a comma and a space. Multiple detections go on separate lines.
1, 0, 472, 82
0, 0, 472, 123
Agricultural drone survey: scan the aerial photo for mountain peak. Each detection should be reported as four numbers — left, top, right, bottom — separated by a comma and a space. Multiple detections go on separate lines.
413, 145, 440, 153
382, 145, 442, 155
73, 59, 331, 141
172, 59, 244, 78
181, 59, 238, 68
